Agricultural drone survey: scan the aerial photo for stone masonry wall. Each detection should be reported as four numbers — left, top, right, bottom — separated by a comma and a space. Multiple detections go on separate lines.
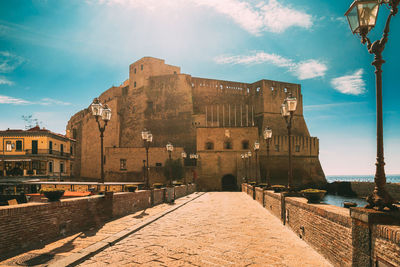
264, 191, 282, 219
372, 224, 400, 266
0, 185, 196, 260
153, 189, 165, 205
285, 197, 353, 266
242, 183, 400, 267
255, 187, 264, 205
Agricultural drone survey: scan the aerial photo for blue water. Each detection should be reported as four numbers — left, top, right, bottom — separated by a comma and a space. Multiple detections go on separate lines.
322, 194, 368, 208
326, 174, 400, 184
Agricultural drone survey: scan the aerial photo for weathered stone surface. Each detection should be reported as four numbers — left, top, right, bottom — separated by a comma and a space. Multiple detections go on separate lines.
67, 57, 326, 188
79, 192, 332, 267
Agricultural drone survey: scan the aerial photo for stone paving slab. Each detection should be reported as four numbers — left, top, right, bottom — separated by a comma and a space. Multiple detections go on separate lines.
0, 193, 203, 267
79, 192, 333, 267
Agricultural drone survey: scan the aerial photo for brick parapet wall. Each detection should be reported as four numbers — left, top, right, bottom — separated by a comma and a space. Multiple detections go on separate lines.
153, 189, 165, 205
0, 185, 197, 260
372, 224, 400, 267
175, 185, 187, 199
255, 187, 264, 206
112, 191, 151, 218
285, 197, 352, 266
187, 183, 196, 194
242, 182, 400, 267
264, 190, 282, 220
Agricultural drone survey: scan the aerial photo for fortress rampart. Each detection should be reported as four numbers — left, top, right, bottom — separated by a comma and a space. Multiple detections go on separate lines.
67, 57, 326, 189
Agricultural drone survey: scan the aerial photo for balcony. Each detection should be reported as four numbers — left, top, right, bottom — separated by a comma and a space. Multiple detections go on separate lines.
25, 149, 72, 158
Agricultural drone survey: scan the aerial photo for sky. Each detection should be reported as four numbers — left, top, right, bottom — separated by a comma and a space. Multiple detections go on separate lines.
0, 0, 399, 175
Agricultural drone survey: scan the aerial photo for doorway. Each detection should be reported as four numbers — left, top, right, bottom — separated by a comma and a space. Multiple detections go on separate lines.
221, 174, 238, 191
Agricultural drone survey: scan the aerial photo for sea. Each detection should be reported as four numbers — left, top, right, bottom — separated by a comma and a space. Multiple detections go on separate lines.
323, 174, 400, 207
326, 174, 400, 184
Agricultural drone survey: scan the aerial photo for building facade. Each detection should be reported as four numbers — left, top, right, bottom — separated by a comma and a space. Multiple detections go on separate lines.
0, 126, 75, 179
67, 57, 325, 190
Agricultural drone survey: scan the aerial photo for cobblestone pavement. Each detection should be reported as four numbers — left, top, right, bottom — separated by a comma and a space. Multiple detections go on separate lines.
80, 192, 332, 267
0, 194, 199, 267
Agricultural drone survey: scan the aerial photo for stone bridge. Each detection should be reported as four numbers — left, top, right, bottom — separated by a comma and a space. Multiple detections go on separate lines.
0, 187, 399, 266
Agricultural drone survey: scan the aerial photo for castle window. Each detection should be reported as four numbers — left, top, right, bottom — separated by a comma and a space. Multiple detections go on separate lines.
49, 161, 53, 173
146, 101, 154, 114
295, 145, 300, 152
242, 140, 249, 150
271, 87, 274, 91
120, 159, 127, 170
284, 88, 288, 93
134, 82, 137, 88
256, 87, 260, 92
174, 71, 177, 74
275, 145, 280, 152
16, 140, 22, 151
224, 141, 232, 149
134, 68, 136, 74
156, 162, 162, 167
73, 128, 77, 139
141, 64, 143, 70
205, 142, 214, 150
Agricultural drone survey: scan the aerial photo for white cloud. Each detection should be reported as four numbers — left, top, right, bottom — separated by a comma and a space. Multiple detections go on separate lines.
331, 69, 365, 95
0, 95, 71, 106
0, 95, 31, 105
215, 51, 327, 80
294, 60, 327, 80
0, 76, 14, 86
0, 51, 24, 73
39, 98, 72, 106
90, 0, 312, 35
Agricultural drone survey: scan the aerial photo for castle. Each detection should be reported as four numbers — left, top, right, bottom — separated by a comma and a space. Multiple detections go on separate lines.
67, 57, 326, 190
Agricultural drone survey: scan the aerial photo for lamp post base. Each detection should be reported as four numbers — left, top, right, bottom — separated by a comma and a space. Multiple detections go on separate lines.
366, 188, 397, 211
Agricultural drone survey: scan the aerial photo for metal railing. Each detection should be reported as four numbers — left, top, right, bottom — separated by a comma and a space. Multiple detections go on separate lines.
25, 149, 71, 157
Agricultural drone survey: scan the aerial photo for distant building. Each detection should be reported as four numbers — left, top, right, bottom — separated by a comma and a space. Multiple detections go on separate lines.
67, 57, 326, 190
0, 126, 76, 179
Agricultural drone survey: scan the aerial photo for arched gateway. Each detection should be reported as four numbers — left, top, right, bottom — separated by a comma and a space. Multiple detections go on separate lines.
221, 174, 238, 191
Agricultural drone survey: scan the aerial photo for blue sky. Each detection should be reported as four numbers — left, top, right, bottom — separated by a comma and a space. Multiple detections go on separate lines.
0, 0, 399, 175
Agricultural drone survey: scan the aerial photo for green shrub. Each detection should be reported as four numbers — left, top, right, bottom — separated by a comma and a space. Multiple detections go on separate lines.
153, 183, 164, 189
125, 185, 137, 192
40, 188, 65, 202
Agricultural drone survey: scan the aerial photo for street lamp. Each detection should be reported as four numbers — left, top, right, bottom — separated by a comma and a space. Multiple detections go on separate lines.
281, 94, 297, 191
166, 142, 173, 159
247, 151, 252, 183
263, 127, 273, 188
345, 0, 398, 210
254, 141, 260, 184
141, 129, 153, 189
181, 152, 187, 184
241, 154, 246, 183
90, 98, 111, 184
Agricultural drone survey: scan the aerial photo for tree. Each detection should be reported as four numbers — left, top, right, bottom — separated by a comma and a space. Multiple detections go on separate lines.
21, 115, 43, 129
163, 158, 184, 185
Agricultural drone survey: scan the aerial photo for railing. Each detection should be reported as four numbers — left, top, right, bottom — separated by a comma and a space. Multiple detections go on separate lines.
25, 149, 71, 157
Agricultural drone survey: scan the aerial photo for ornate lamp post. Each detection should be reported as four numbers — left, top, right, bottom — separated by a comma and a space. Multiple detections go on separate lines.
254, 141, 260, 184
181, 152, 187, 184
247, 151, 252, 182
241, 154, 246, 183
90, 98, 112, 184
281, 94, 297, 190
263, 127, 273, 188
141, 129, 153, 189
345, 0, 398, 210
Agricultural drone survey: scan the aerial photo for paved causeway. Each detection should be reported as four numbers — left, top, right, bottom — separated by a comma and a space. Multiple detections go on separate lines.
80, 192, 332, 267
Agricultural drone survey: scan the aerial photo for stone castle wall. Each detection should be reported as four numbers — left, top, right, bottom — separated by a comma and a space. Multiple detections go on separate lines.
67, 57, 326, 187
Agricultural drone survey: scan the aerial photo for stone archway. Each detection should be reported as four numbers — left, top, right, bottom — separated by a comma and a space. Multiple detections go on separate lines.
221, 174, 238, 191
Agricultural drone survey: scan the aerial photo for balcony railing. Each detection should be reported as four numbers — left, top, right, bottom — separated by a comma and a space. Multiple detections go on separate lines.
25, 149, 72, 157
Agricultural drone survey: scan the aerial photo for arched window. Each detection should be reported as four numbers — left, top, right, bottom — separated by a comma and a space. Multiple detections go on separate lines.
205, 142, 214, 150
242, 140, 249, 150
